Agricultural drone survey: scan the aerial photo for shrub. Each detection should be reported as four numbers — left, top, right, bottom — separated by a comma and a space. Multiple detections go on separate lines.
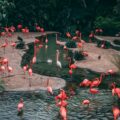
16, 36, 25, 49
65, 41, 77, 48
73, 51, 84, 61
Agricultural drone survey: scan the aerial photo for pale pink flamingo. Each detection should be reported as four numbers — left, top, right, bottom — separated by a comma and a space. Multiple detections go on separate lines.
10, 42, 16, 51
28, 68, 32, 87
0, 65, 5, 77
23, 65, 28, 79
46, 78, 53, 95
66, 32, 71, 38
7, 66, 13, 77
1, 42, 8, 54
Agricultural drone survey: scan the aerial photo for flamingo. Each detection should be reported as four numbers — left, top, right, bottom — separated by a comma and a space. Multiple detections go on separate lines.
23, 65, 28, 79
82, 99, 90, 106
28, 68, 32, 87
0, 65, 5, 77
80, 79, 91, 87
56, 100, 68, 107
66, 32, 71, 38
112, 106, 120, 120
60, 106, 67, 120
55, 89, 68, 101
89, 87, 99, 95
56, 50, 62, 69
1, 43, 8, 54
7, 66, 13, 77
32, 56, 36, 64
10, 42, 16, 51
111, 83, 120, 98
46, 78, 53, 95
90, 73, 104, 87
17, 98, 24, 118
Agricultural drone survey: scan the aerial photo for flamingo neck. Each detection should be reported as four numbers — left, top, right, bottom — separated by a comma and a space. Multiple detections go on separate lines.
56, 52, 60, 62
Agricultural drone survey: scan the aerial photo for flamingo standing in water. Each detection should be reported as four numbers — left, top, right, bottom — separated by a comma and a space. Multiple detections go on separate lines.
80, 79, 91, 87
112, 106, 120, 120
111, 82, 120, 98
90, 73, 104, 87
82, 99, 90, 106
56, 50, 62, 70
89, 87, 99, 95
17, 98, 24, 119
60, 106, 67, 120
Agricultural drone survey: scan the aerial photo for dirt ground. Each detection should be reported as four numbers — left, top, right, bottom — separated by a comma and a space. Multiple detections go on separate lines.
0, 32, 66, 91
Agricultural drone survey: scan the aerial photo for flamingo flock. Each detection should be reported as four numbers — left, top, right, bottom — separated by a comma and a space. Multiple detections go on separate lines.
0, 25, 119, 120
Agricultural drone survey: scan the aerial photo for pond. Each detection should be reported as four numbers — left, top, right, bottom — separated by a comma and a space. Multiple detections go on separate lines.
0, 89, 116, 120
0, 35, 119, 120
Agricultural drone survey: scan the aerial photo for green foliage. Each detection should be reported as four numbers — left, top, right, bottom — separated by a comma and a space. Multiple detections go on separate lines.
0, 0, 15, 25
16, 36, 25, 49
94, 16, 120, 35
73, 51, 84, 61
65, 41, 77, 48
97, 40, 111, 49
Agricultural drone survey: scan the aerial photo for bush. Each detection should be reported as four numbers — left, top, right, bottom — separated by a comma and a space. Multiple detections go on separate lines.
94, 16, 120, 35
73, 51, 84, 61
16, 36, 25, 49
65, 41, 77, 48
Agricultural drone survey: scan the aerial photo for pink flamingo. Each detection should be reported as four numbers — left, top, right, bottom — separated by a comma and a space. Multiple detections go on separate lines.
23, 65, 28, 79
55, 89, 68, 101
17, 24, 22, 30
28, 68, 32, 87
46, 78, 53, 95
0, 65, 5, 77
7, 66, 13, 77
80, 79, 91, 87
111, 83, 120, 98
17, 98, 24, 119
112, 106, 120, 120
82, 99, 90, 106
60, 106, 67, 120
10, 42, 16, 51
66, 32, 71, 38
90, 73, 104, 87
89, 87, 99, 95
56, 100, 68, 108
1, 43, 8, 54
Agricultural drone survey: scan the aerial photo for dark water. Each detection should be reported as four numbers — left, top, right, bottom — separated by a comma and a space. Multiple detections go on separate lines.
0, 88, 115, 120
